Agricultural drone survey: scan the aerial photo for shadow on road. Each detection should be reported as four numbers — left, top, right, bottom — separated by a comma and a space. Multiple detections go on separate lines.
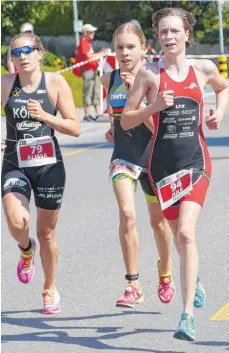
59, 137, 229, 151
2, 139, 228, 153
206, 137, 229, 147
211, 157, 229, 160
60, 142, 113, 149
194, 341, 229, 347
1, 310, 185, 352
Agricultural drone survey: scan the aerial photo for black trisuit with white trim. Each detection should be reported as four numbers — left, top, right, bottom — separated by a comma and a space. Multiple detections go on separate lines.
1, 73, 65, 210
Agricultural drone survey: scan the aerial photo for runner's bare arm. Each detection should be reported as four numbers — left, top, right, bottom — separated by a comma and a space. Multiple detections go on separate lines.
1, 74, 16, 107
101, 72, 114, 125
1, 75, 16, 152
203, 60, 229, 115
27, 73, 81, 137
1, 75, 7, 106
138, 101, 154, 134
121, 66, 174, 130
101, 72, 114, 143
120, 70, 155, 133
121, 67, 154, 129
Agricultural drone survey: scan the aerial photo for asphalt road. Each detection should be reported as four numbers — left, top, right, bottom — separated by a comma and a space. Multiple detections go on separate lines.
1, 89, 229, 353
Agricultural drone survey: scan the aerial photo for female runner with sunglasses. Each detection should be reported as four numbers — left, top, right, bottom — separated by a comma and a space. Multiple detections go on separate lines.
1, 33, 80, 313
121, 8, 229, 340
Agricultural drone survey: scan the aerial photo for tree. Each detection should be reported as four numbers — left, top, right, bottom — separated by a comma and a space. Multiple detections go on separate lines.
1, 1, 229, 44
1, 1, 73, 37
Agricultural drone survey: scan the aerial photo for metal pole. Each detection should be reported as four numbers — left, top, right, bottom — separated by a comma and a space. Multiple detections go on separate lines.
217, 0, 224, 54
73, 0, 79, 47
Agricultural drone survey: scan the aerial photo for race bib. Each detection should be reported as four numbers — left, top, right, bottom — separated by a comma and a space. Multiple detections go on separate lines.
17, 136, 56, 168
156, 169, 193, 211
110, 159, 142, 180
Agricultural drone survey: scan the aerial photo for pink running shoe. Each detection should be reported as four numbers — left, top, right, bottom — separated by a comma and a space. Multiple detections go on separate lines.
17, 238, 36, 284
42, 288, 61, 314
116, 284, 144, 308
157, 259, 175, 304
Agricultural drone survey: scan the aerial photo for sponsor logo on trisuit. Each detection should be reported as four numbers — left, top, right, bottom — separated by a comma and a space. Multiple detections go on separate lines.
184, 82, 197, 90
111, 92, 127, 100
4, 178, 27, 189
166, 125, 176, 133
179, 132, 194, 137
16, 121, 42, 131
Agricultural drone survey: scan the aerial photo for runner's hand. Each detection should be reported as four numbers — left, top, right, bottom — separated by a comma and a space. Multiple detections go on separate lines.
154, 83, 174, 112
27, 99, 46, 122
120, 72, 135, 93
105, 124, 114, 144
205, 109, 223, 130
1, 141, 6, 152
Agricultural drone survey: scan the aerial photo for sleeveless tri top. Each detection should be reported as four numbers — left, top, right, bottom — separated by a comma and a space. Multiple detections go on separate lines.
108, 69, 152, 168
3, 72, 61, 170
149, 61, 211, 185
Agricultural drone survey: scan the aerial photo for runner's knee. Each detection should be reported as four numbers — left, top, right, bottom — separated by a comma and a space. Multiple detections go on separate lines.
177, 227, 195, 246
120, 207, 136, 229
149, 215, 167, 233
37, 227, 56, 244
7, 213, 30, 234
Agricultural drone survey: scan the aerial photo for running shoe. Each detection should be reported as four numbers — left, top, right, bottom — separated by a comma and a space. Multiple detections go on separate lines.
95, 114, 104, 121
17, 238, 36, 284
42, 288, 61, 314
116, 284, 144, 308
157, 259, 175, 304
173, 312, 195, 341
194, 274, 206, 308
83, 115, 95, 122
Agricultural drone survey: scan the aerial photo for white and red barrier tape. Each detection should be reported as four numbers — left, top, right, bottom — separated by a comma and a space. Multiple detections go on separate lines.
57, 53, 229, 74
57, 55, 101, 74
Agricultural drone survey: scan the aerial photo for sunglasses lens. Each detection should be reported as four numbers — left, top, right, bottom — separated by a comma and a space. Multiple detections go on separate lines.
11, 46, 36, 57
11, 48, 19, 57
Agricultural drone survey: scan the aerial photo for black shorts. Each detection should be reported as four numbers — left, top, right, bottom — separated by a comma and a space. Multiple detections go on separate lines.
112, 171, 157, 203
1, 161, 66, 210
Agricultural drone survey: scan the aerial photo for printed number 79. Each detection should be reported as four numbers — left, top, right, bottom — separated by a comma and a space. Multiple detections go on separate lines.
170, 180, 182, 192
31, 145, 42, 154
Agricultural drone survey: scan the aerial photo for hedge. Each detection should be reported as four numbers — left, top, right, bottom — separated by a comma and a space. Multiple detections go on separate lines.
1, 65, 83, 117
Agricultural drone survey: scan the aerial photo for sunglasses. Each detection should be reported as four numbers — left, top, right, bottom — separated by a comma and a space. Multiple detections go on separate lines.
11, 45, 39, 57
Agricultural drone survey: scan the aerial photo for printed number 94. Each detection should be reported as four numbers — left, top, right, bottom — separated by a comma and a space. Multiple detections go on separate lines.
31, 145, 42, 154
170, 180, 182, 192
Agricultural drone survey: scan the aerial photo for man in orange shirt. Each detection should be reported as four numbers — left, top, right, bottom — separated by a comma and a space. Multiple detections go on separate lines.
78, 24, 109, 121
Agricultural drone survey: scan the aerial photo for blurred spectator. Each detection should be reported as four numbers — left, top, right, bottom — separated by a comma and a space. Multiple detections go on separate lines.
146, 44, 157, 55
77, 24, 109, 122
7, 23, 34, 73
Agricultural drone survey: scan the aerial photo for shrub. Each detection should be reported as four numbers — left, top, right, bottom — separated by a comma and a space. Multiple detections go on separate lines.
43, 52, 67, 70
1, 45, 7, 57
43, 52, 57, 67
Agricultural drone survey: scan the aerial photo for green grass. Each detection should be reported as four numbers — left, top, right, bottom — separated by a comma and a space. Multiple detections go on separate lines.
1, 65, 83, 116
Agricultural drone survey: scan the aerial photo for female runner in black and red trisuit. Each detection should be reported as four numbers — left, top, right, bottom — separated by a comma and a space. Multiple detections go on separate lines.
121, 7, 229, 341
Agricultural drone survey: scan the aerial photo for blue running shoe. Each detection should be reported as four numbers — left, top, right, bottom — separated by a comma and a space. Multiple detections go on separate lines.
173, 313, 195, 341
194, 274, 206, 308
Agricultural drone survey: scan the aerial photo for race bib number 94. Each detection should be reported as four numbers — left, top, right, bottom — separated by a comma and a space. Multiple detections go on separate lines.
17, 136, 56, 168
156, 169, 193, 210
110, 159, 142, 180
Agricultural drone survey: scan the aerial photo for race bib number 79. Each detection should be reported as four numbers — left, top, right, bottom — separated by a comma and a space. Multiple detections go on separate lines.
17, 136, 56, 168
156, 169, 193, 211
